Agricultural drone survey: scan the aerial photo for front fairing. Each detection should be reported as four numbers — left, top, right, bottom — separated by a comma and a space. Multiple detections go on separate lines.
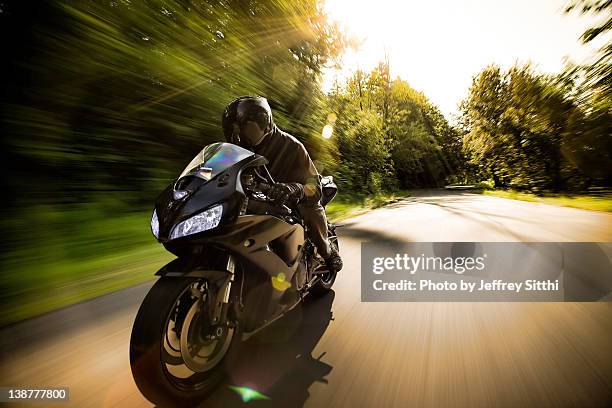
154, 143, 267, 243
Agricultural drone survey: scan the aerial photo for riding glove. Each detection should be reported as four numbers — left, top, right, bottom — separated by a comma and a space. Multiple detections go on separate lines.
268, 182, 304, 204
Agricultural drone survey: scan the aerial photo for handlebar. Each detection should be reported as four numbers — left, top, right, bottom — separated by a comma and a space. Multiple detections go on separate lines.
255, 181, 272, 194
248, 180, 293, 214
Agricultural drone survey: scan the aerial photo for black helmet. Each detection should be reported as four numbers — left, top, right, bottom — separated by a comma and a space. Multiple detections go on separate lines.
222, 96, 274, 145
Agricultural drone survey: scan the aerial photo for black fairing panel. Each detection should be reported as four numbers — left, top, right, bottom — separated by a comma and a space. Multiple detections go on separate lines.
165, 215, 305, 279
155, 154, 267, 242
215, 215, 305, 330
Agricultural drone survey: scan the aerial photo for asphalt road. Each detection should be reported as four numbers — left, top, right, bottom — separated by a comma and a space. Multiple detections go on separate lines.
2, 189, 611, 407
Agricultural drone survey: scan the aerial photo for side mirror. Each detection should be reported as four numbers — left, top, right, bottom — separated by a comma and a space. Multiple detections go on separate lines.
321, 175, 334, 186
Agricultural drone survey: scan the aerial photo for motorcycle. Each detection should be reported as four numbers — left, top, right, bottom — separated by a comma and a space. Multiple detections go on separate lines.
129, 142, 339, 406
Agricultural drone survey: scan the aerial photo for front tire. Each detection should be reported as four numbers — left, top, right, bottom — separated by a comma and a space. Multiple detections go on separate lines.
129, 276, 242, 406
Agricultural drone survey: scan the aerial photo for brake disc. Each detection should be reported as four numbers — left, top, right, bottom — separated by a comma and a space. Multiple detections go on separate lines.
179, 294, 234, 372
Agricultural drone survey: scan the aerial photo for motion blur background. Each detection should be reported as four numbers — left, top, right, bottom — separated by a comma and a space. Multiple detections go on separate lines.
1, 0, 610, 326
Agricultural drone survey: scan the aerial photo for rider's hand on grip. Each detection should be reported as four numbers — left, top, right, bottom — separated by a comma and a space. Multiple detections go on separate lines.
267, 182, 304, 205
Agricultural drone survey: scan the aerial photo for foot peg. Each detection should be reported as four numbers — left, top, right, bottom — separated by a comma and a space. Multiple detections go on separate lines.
323, 250, 343, 273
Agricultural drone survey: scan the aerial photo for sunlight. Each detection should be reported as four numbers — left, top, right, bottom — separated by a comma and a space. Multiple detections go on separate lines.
322, 124, 334, 139
323, 0, 608, 118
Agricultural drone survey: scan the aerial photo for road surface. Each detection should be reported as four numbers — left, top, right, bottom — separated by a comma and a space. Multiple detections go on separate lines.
2, 189, 611, 407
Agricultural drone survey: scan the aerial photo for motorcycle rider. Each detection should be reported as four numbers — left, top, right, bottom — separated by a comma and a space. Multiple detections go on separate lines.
222, 96, 343, 273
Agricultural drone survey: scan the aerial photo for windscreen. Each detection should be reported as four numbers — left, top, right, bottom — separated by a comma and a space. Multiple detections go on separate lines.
178, 142, 254, 180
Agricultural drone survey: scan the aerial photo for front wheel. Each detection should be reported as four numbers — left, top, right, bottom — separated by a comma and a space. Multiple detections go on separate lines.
129, 276, 242, 406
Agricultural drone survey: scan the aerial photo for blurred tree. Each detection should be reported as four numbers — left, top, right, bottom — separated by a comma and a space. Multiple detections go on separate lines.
1, 0, 347, 212
327, 63, 461, 191
0, 0, 349, 320
563, 0, 611, 188
458, 1, 612, 192
460, 63, 610, 192
564, 0, 611, 97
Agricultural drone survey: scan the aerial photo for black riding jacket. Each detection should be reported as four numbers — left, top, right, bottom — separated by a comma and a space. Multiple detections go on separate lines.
228, 125, 322, 203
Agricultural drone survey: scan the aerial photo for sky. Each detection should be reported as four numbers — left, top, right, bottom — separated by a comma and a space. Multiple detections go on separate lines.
321, 0, 609, 121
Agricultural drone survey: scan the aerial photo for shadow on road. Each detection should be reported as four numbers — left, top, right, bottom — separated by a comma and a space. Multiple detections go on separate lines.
193, 291, 336, 408
337, 224, 411, 249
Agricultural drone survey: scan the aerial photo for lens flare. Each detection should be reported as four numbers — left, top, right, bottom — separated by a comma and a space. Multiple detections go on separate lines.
228, 385, 270, 402
271, 272, 291, 291
322, 124, 333, 139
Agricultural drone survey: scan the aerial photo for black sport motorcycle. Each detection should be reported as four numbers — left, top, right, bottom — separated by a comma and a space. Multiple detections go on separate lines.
129, 142, 339, 406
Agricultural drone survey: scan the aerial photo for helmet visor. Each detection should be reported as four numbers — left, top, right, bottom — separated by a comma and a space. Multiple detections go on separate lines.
236, 98, 271, 131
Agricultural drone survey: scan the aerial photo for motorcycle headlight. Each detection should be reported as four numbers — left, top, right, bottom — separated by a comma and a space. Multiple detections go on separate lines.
151, 209, 159, 239
170, 204, 223, 240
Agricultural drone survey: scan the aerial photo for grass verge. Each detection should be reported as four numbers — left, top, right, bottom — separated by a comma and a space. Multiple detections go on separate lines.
475, 189, 612, 212
326, 190, 412, 222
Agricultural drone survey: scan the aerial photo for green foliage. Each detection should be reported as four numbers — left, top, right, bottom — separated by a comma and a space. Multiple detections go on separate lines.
474, 180, 495, 190
460, 63, 611, 192
327, 61, 461, 192
335, 109, 392, 193
2, 0, 348, 210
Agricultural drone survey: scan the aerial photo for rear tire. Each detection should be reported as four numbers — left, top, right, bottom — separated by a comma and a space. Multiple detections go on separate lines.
129, 276, 242, 407
310, 235, 339, 298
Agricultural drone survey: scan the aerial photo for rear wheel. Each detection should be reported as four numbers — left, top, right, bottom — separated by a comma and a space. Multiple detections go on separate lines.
310, 235, 339, 297
129, 276, 242, 406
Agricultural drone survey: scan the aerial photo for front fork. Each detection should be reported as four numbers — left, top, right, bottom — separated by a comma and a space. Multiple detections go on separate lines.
209, 254, 236, 328
210, 197, 248, 326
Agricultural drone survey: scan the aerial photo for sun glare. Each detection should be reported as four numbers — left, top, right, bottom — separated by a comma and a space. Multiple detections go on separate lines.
323, 0, 607, 119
